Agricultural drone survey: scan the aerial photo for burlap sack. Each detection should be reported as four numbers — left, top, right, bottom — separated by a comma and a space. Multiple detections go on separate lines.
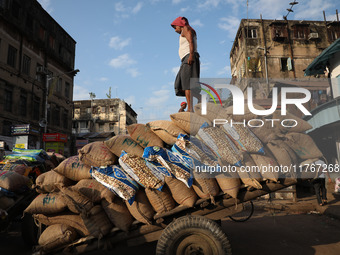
0, 170, 30, 191
125, 190, 155, 225
101, 197, 134, 232
38, 224, 78, 252
194, 102, 225, 122
59, 187, 94, 215
192, 174, 220, 200
34, 213, 89, 236
267, 140, 298, 167
127, 123, 164, 148
54, 156, 91, 181
145, 187, 176, 214
0, 196, 15, 210
46, 152, 59, 168
104, 135, 144, 157
216, 177, 241, 199
81, 205, 113, 238
72, 179, 115, 203
165, 176, 198, 207
236, 167, 262, 190
24, 192, 67, 215
35, 170, 74, 193
170, 112, 212, 135
284, 133, 323, 160
250, 118, 281, 144
146, 120, 187, 145
250, 151, 280, 182
242, 153, 263, 182
225, 103, 265, 121
273, 110, 312, 133
79, 141, 117, 167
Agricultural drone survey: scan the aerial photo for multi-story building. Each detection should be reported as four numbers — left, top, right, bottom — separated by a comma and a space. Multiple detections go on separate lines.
72, 98, 137, 150
0, 0, 77, 155
229, 18, 340, 112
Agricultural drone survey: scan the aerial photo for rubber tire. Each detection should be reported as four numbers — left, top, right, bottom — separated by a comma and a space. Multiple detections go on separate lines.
156, 215, 232, 255
21, 213, 39, 246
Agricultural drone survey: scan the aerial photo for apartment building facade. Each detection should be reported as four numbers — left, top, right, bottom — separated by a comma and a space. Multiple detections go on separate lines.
73, 98, 138, 138
0, 0, 76, 154
230, 18, 340, 102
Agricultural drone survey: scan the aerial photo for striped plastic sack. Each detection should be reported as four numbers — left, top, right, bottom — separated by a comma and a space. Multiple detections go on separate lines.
90, 165, 139, 205
143, 146, 193, 188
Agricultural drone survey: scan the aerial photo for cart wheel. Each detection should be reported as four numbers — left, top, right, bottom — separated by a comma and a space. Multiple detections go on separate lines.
156, 215, 232, 255
228, 201, 254, 222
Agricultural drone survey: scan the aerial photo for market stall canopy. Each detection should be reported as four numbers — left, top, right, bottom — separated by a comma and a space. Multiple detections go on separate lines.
304, 38, 340, 76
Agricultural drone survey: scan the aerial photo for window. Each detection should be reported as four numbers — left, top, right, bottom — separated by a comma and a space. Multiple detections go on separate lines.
80, 121, 88, 129
65, 82, 70, 98
246, 28, 257, 38
48, 35, 55, 50
281, 58, 288, 71
7, 45, 17, 68
22, 55, 31, 75
36, 64, 43, 82
20, 91, 27, 117
63, 110, 68, 129
39, 26, 46, 41
101, 107, 106, 113
109, 123, 115, 131
270, 24, 288, 41
11, 1, 20, 19
99, 123, 104, 132
56, 78, 62, 94
293, 25, 309, 39
4, 90, 12, 112
33, 97, 40, 120
54, 106, 60, 126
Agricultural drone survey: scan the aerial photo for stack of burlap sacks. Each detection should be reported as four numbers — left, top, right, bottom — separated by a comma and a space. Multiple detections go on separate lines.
27, 102, 323, 252
0, 152, 63, 212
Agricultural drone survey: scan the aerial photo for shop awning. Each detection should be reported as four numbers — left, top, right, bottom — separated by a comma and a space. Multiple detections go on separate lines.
304, 38, 340, 76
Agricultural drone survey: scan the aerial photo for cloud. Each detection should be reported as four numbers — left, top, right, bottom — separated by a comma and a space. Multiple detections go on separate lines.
109, 54, 136, 68
294, 0, 334, 20
148, 89, 171, 106
198, 0, 221, 9
217, 65, 231, 76
190, 19, 203, 27
114, 2, 143, 19
109, 36, 131, 50
127, 68, 141, 77
171, 66, 180, 76
124, 95, 136, 106
172, 0, 183, 4
100, 77, 108, 82
218, 16, 240, 38
73, 85, 90, 100
37, 0, 53, 13
132, 2, 143, 14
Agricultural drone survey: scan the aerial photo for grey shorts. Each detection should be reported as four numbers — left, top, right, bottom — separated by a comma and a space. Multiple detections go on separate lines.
174, 52, 200, 97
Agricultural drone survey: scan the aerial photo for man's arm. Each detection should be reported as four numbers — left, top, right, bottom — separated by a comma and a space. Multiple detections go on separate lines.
182, 26, 195, 65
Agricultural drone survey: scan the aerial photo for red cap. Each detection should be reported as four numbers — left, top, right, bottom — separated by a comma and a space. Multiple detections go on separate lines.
181, 102, 187, 106
171, 17, 186, 28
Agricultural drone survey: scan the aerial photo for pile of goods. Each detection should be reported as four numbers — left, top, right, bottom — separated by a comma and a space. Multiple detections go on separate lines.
27, 103, 324, 252
0, 149, 63, 221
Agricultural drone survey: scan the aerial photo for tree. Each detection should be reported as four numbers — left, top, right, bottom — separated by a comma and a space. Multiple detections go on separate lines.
106, 87, 112, 99
89, 92, 96, 100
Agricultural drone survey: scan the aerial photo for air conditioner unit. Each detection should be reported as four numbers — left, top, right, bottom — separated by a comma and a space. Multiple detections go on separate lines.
36, 66, 46, 74
308, 33, 319, 40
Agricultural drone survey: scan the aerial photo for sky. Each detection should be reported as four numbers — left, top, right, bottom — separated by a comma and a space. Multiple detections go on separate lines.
37, 0, 339, 123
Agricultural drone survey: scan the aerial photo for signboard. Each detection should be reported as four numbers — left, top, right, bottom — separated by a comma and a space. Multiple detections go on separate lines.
45, 142, 65, 155
43, 133, 68, 143
11, 124, 39, 136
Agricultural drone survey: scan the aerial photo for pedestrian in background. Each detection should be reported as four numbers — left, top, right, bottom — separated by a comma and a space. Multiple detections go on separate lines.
178, 102, 187, 112
312, 159, 332, 206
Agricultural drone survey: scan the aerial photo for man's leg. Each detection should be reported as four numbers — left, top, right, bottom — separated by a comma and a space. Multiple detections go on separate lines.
313, 180, 322, 205
185, 90, 192, 112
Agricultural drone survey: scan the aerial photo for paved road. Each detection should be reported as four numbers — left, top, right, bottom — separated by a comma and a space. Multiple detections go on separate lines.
1, 207, 340, 255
